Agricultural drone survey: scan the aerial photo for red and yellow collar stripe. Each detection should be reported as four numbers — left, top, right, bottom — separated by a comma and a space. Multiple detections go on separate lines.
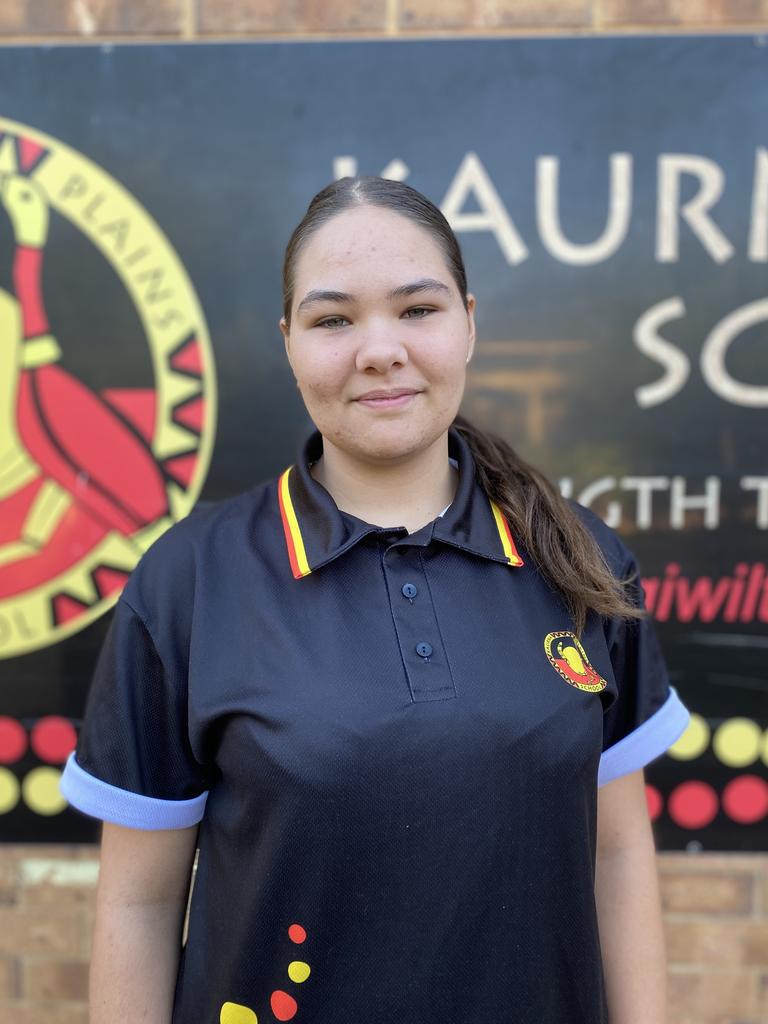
278, 467, 312, 579
488, 498, 525, 567
279, 466, 523, 578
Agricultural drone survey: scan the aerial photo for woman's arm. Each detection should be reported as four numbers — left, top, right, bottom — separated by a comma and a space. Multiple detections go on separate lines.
89, 820, 200, 1024
595, 768, 668, 1024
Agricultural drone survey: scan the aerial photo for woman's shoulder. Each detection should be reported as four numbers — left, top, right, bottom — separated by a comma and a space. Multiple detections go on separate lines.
121, 478, 277, 615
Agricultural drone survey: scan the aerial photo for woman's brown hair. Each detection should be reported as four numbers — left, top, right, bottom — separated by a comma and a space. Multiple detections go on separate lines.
281, 176, 645, 636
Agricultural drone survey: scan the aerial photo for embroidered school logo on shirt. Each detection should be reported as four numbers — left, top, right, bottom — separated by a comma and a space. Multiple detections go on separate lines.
543, 631, 607, 693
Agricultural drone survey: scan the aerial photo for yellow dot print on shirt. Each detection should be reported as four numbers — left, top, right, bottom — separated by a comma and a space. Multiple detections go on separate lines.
667, 713, 710, 760
220, 1002, 257, 1024
713, 718, 762, 767
287, 961, 311, 983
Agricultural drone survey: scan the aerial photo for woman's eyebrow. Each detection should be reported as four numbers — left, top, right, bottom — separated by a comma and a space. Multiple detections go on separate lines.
296, 277, 452, 315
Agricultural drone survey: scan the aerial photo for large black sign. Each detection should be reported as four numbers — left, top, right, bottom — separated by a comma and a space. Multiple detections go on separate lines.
0, 36, 765, 848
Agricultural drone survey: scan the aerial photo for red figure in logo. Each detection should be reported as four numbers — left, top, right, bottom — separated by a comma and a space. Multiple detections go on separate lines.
0, 141, 168, 607
552, 640, 605, 688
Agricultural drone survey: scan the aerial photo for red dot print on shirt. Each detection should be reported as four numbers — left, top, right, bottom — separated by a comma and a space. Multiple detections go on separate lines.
288, 923, 306, 944
270, 990, 298, 1021
0, 717, 27, 764
30, 716, 77, 763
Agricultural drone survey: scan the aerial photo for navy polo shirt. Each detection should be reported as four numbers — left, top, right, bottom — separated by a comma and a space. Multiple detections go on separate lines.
61, 424, 690, 1024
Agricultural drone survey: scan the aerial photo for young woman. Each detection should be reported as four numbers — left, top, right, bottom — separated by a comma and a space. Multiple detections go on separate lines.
61, 176, 690, 1024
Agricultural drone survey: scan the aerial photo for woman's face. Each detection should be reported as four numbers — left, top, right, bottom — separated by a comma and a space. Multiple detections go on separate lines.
280, 204, 476, 463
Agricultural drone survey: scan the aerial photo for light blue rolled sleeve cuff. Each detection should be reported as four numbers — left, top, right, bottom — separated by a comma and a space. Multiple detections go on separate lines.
598, 685, 690, 788
59, 751, 209, 829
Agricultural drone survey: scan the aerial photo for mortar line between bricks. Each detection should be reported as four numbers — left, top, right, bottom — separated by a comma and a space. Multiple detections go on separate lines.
181, 0, 196, 38
2, 26, 768, 45
386, 0, 398, 35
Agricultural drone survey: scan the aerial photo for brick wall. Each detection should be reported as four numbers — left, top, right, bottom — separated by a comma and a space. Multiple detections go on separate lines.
1, 2, 767, 1022
1, 0, 768, 39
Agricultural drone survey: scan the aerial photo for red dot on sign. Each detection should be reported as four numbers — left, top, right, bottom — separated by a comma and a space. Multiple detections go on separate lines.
667, 780, 719, 829
270, 990, 298, 1021
645, 784, 663, 821
30, 717, 77, 764
722, 775, 768, 824
288, 923, 306, 943
0, 717, 27, 764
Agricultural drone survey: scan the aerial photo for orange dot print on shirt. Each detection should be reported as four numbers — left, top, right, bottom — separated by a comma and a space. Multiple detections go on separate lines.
288, 923, 306, 943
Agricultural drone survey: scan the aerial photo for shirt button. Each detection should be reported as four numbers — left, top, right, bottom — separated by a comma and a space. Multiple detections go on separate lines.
416, 642, 433, 658
401, 583, 418, 599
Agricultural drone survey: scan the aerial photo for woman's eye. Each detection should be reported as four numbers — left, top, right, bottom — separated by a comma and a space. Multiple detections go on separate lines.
316, 316, 349, 329
315, 308, 433, 328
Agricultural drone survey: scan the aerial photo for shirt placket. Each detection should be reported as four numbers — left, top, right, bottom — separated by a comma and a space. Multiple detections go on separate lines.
378, 531, 458, 703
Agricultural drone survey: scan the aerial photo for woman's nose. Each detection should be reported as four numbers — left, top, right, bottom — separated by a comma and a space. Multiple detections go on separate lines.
354, 322, 409, 373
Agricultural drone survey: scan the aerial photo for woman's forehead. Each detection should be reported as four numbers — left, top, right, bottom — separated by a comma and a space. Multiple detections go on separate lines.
294, 207, 448, 285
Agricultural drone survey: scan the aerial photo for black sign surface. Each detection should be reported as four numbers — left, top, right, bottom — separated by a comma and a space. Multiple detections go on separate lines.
0, 36, 766, 848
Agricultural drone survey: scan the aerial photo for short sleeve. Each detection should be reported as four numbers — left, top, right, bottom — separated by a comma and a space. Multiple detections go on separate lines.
597, 550, 691, 788
59, 595, 213, 829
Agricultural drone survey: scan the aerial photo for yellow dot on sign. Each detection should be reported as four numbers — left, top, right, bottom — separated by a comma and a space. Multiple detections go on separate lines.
287, 960, 311, 983
667, 713, 710, 760
762, 728, 768, 767
0, 767, 20, 814
220, 1002, 258, 1024
712, 718, 762, 768
21, 767, 66, 815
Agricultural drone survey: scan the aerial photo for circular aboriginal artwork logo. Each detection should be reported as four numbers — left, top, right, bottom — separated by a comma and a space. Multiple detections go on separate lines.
0, 117, 217, 658
543, 631, 607, 693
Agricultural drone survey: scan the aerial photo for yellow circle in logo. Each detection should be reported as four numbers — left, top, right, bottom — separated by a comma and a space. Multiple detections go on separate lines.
0, 117, 217, 657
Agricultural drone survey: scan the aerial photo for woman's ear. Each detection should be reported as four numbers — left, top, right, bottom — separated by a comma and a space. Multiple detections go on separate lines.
465, 294, 477, 364
279, 317, 292, 368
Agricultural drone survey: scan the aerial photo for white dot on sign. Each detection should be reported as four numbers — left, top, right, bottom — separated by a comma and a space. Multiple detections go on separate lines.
667, 713, 709, 760
0, 767, 20, 814
287, 960, 311, 983
713, 718, 762, 768
220, 1002, 257, 1024
21, 767, 66, 815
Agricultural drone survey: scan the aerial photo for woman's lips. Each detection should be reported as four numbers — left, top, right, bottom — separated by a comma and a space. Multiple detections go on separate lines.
355, 392, 418, 409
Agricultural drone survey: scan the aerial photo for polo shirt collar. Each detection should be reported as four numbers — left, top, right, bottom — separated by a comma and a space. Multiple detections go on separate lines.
277, 425, 525, 579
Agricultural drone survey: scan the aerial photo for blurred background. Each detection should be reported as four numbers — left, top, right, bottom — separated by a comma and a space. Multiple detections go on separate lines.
0, 2, 767, 1022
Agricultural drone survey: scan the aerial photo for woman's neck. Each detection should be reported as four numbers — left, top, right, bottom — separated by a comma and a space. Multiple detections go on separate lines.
310, 432, 458, 534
